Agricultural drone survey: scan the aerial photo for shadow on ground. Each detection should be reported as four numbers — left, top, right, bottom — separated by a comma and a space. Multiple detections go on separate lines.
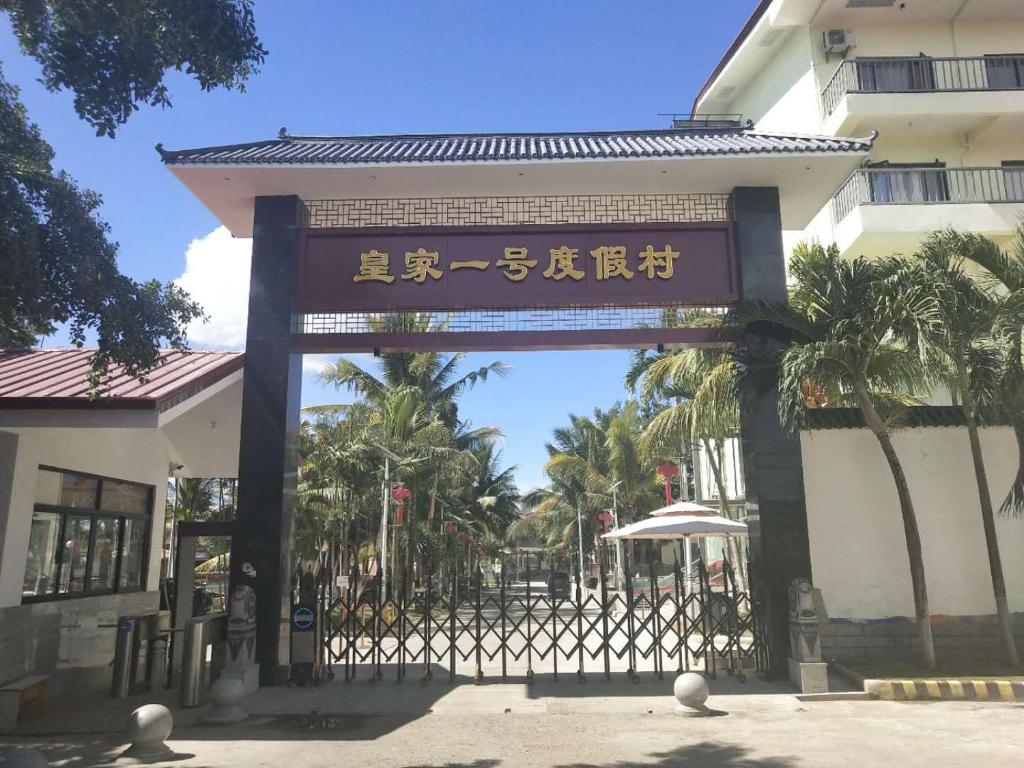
398, 742, 794, 768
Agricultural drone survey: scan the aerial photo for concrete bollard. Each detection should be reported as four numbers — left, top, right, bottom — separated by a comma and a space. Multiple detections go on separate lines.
123, 704, 174, 760
205, 675, 248, 724
673, 672, 711, 717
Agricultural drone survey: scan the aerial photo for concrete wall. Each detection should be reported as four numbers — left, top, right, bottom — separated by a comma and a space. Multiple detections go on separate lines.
801, 425, 1024, 621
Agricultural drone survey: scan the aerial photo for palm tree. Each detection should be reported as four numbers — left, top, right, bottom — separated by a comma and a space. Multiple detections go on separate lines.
630, 346, 747, 590
516, 405, 661, 572
318, 314, 509, 426
742, 242, 938, 669
896, 229, 1020, 666
956, 222, 1024, 517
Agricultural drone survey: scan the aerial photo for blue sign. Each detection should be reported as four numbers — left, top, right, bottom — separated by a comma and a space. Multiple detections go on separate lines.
292, 605, 315, 631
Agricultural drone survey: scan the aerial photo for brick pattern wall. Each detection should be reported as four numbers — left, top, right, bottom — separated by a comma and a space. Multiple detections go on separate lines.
820, 616, 1024, 665
303, 194, 732, 229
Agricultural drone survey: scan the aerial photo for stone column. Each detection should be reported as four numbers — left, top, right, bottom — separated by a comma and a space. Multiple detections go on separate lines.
230, 195, 303, 686
732, 187, 812, 676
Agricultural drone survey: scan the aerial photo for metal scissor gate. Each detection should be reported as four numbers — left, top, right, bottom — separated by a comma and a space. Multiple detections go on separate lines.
316, 551, 769, 684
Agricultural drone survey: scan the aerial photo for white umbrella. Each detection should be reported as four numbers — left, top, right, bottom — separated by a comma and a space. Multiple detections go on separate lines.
601, 514, 746, 540
647, 500, 718, 517
601, 511, 747, 598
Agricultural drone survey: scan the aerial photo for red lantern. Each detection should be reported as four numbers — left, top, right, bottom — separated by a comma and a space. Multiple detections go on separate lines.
445, 521, 456, 534
597, 510, 613, 533
391, 484, 411, 526
656, 461, 679, 506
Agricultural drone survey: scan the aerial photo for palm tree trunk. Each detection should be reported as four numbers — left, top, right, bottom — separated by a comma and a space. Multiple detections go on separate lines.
960, 383, 1020, 666
854, 386, 936, 670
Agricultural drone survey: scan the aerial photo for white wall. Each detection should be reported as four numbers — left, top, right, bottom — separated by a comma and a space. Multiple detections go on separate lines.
731, 28, 823, 134
801, 425, 1024, 620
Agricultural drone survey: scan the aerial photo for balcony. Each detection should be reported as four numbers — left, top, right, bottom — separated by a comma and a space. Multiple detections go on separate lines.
830, 166, 1024, 257
821, 55, 1024, 135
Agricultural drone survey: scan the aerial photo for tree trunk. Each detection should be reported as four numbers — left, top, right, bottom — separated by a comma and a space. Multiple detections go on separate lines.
961, 383, 1020, 666
854, 386, 936, 670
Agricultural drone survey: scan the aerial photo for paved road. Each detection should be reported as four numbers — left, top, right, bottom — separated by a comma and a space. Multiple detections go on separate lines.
3, 676, 1021, 767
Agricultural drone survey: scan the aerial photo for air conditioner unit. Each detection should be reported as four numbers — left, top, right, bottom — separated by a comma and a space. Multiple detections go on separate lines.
823, 29, 856, 55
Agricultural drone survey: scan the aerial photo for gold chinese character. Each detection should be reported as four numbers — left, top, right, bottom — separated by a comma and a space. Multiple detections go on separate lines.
590, 246, 633, 281
637, 244, 680, 280
353, 249, 395, 284
496, 247, 537, 282
401, 248, 443, 283
450, 260, 490, 271
543, 247, 584, 281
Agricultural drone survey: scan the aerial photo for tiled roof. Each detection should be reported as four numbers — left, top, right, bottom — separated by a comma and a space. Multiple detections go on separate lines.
157, 128, 872, 167
0, 349, 243, 412
804, 406, 1009, 431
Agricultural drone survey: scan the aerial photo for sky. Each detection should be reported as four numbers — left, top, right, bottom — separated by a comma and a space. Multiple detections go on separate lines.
0, 1, 752, 491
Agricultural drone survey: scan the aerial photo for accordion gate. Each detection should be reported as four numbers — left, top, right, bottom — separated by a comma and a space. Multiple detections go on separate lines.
316, 549, 769, 684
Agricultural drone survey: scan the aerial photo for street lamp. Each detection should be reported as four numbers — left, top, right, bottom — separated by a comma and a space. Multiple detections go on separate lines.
606, 481, 624, 591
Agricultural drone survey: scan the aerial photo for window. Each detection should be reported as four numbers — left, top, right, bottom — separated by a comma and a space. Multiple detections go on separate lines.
985, 55, 1024, 89
856, 57, 936, 93
1003, 161, 1024, 202
868, 162, 949, 204
23, 467, 152, 602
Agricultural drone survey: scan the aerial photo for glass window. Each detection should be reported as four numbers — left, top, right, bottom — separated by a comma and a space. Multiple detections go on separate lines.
88, 517, 120, 592
100, 480, 149, 515
58, 516, 91, 595
24, 466, 153, 603
35, 469, 99, 509
119, 518, 147, 590
22, 511, 62, 598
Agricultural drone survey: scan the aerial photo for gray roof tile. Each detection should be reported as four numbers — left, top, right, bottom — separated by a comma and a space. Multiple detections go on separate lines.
158, 128, 872, 167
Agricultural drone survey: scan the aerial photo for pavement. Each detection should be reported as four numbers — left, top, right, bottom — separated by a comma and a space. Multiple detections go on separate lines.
2, 671, 1023, 767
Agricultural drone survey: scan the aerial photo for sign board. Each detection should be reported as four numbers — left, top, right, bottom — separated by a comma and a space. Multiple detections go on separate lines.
336, 575, 350, 590
291, 604, 315, 632
296, 223, 737, 313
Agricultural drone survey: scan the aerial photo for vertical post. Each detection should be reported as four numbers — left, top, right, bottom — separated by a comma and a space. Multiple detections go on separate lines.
733, 187, 812, 678
230, 195, 303, 686
500, 556, 507, 680
599, 548, 611, 680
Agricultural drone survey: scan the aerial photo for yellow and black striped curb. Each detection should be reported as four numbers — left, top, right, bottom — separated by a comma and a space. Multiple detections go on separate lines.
865, 678, 1024, 701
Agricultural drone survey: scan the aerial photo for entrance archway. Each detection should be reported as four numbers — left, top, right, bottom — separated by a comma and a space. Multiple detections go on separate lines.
159, 125, 872, 684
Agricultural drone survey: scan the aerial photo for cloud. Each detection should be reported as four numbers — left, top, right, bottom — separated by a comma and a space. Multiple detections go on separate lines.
302, 353, 337, 375
174, 227, 252, 349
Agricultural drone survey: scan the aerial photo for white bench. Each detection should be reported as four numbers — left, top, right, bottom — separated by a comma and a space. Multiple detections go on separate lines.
0, 675, 51, 729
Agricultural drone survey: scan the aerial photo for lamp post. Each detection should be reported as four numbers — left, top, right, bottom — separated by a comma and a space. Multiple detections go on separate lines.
576, 505, 586, 595
607, 481, 623, 591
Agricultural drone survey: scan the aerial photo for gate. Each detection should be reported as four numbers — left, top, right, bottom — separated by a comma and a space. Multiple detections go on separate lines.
316, 548, 768, 684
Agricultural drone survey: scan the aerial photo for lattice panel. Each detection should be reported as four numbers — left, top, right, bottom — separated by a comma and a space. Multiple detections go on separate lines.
302, 194, 733, 229
293, 305, 728, 336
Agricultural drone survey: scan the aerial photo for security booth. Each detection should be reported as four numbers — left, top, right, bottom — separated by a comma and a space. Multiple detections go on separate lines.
160, 121, 872, 684
0, 349, 243, 709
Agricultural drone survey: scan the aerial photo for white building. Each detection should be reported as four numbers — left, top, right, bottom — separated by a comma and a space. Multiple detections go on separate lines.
694, 0, 1024, 260
694, 0, 1024, 662
0, 349, 242, 697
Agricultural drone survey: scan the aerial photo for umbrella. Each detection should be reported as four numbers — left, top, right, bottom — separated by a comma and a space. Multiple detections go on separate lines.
647, 500, 718, 517
601, 514, 746, 540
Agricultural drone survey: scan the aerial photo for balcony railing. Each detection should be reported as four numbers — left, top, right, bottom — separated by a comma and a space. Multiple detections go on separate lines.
822, 55, 1024, 116
832, 166, 1024, 224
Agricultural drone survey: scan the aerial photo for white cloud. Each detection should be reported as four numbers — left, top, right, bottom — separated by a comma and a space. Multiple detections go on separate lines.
174, 227, 252, 349
302, 353, 337, 374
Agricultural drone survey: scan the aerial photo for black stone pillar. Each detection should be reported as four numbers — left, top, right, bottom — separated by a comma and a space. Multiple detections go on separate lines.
732, 187, 812, 675
230, 195, 303, 685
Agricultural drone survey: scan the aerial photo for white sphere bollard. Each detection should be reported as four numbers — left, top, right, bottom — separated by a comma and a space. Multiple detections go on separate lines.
124, 704, 174, 759
206, 674, 249, 724
673, 672, 710, 716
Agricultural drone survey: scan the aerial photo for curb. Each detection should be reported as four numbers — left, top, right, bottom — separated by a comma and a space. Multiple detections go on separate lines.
864, 678, 1024, 701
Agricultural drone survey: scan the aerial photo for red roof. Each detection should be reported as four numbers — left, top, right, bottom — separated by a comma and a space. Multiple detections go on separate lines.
0, 349, 244, 412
